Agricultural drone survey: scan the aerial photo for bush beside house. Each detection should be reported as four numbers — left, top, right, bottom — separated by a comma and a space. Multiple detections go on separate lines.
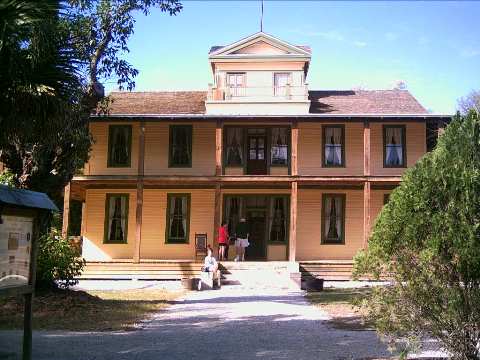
354, 111, 480, 360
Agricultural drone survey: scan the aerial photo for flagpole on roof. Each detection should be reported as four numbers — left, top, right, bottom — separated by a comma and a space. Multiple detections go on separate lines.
260, 0, 264, 32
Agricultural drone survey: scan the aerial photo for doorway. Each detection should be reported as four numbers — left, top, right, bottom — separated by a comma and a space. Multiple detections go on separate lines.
247, 132, 267, 175
246, 209, 266, 260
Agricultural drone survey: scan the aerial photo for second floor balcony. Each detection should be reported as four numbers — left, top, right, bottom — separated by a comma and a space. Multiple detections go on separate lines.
205, 83, 311, 115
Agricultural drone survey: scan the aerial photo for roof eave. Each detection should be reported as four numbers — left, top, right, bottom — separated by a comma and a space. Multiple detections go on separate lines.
90, 113, 453, 119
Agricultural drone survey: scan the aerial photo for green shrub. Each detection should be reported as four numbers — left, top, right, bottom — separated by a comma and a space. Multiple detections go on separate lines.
0, 170, 16, 187
36, 228, 86, 289
354, 111, 480, 360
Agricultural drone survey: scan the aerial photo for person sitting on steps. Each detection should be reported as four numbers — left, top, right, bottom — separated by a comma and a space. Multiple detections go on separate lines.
202, 245, 218, 273
199, 245, 220, 290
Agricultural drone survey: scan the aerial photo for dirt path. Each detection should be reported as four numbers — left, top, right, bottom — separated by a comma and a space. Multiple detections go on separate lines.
0, 285, 395, 360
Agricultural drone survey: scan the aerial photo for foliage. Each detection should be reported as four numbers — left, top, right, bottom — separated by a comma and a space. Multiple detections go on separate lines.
67, 0, 182, 92
0, 0, 91, 199
458, 90, 480, 115
354, 111, 480, 359
0, 170, 16, 187
36, 228, 86, 289
0, 0, 182, 200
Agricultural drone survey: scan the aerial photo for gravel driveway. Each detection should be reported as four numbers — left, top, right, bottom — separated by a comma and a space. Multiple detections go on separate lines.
0, 284, 396, 360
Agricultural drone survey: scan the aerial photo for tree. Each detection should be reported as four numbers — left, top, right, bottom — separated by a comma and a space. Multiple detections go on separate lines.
458, 90, 480, 115
0, 0, 91, 201
67, 0, 182, 97
0, 0, 182, 200
354, 111, 480, 360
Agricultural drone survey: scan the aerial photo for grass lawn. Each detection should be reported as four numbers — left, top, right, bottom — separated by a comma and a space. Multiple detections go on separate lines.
306, 287, 373, 331
0, 287, 184, 331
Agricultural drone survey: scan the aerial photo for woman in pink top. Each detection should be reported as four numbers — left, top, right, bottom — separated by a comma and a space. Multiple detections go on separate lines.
217, 221, 229, 261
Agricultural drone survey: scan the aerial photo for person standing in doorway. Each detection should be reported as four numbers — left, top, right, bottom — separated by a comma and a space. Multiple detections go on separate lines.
235, 218, 249, 261
218, 221, 229, 261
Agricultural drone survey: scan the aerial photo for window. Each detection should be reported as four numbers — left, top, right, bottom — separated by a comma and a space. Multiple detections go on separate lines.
384, 125, 406, 167
226, 73, 246, 97
323, 125, 344, 167
268, 197, 288, 243
248, 129, 266, 161
169, 125, 192, 167
322, 194, 346, 244
274, 72, 291, 97
225, 128, 244, 166
166, 194, 190, 243
104, 194, 129, 243
224, 196, 245, 236
108, 125, 132, 167
271, 128, 289, 165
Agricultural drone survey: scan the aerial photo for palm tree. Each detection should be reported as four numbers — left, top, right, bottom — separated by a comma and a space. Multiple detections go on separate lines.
0, 0, 90, 196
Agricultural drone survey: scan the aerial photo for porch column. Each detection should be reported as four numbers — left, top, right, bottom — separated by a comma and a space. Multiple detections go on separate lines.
213, 184, 221, 252
80, 201, 87, 237
363, 120, 371, 176
61, 182, 71, 238
363, 181, 371, 248
291, 121, 298, 176
134, 121, 145, 263
289, 181, 298, 262
215, 120, 223, 176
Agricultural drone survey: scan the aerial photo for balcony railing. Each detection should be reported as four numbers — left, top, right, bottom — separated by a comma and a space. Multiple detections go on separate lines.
207, 84, 309, 101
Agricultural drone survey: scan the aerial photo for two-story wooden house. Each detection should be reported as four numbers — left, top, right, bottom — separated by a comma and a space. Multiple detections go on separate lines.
64, 32, 449, 279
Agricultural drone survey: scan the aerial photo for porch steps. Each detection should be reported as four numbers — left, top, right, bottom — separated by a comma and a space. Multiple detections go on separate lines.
299, 260, 355, 281
80, 261, 203, 280
79, 261, 297, 287
80, 260, 357, 282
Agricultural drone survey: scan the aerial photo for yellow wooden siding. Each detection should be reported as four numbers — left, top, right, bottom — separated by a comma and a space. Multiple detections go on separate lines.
270, 167, 289, 175
144, 123, 216, 175
268, 244, 287, 260
298, 123, 364, 176
371, 122, 426, 176
224, 167, 244, 175
296, 189, 364, 260
82, 189, 136, 261
141, 189, 215, 259
86, 122, 139, 175
370, 189, 392, 230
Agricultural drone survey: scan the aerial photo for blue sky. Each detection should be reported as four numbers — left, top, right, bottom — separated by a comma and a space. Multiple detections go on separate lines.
105, 1, 480, 114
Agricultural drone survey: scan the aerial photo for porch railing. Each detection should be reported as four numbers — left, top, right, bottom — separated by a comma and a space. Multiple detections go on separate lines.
207, 83, 309, 101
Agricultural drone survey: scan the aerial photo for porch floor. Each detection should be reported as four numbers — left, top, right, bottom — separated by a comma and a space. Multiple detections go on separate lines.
80, 259, 355, 281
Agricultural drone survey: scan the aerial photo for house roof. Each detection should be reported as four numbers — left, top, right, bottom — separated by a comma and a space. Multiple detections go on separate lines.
101, 91, 207, 115
208, 44, 312, 55
208, 32, 312, 56
309, 90, 428, 114
98, 89, 428, 116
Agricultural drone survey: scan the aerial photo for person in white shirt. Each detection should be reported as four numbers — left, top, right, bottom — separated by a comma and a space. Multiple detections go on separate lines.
203, 245, 218, 273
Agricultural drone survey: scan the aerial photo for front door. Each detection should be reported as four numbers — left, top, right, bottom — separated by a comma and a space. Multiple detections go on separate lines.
246, 210, 266, 260
247, 135, 267, 175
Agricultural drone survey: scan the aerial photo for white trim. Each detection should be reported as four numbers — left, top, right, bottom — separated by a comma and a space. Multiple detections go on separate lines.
209, 32, 311, 58
91, 113, 452, 119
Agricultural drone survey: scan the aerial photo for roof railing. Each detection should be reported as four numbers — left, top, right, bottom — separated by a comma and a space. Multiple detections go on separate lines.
207, 83, 309, 101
